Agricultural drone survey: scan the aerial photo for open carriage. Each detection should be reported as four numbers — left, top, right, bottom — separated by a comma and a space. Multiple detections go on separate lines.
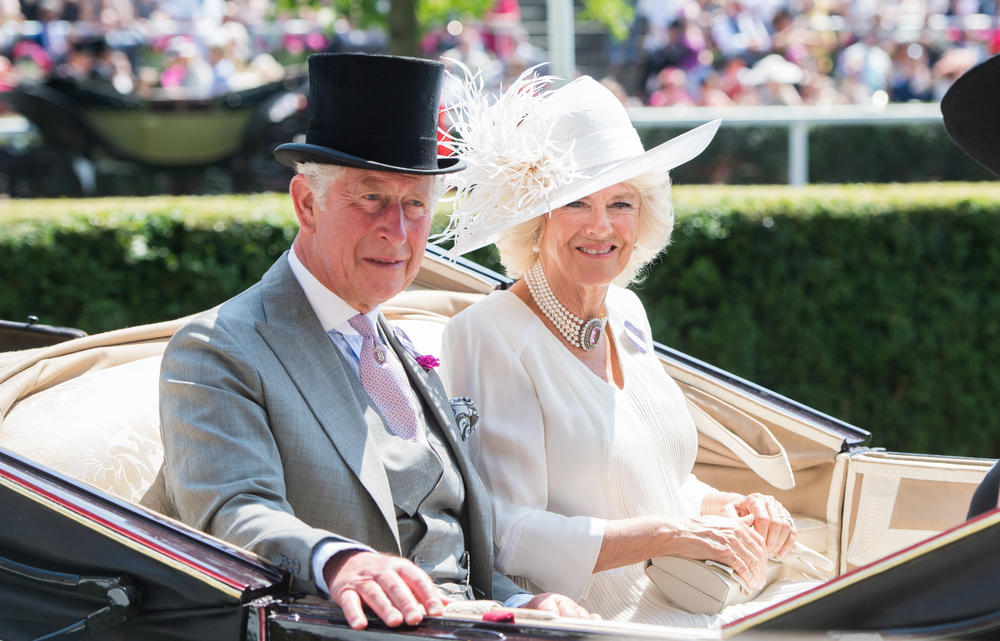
0, 249, 997, 640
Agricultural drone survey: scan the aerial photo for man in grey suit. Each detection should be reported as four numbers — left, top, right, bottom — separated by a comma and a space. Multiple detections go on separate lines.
160, 53, 589, 630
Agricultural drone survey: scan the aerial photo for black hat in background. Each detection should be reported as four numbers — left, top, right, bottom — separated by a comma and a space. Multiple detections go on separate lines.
274, 53, 464, 175
941, 53, 1000, 176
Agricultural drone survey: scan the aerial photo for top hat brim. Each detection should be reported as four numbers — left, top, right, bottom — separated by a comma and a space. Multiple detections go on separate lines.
448, 118, 722, 255
274, 142, 466, 175
941, 54, 1000, 176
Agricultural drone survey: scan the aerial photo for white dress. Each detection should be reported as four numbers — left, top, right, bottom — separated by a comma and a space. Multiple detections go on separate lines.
442, 287, 811, 626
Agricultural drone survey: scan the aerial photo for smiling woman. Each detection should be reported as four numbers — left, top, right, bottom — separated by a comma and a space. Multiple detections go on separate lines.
438, 69, 822, 626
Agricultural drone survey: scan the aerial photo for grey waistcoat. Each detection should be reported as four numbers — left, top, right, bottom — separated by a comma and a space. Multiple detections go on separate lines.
371, 404, 471, 596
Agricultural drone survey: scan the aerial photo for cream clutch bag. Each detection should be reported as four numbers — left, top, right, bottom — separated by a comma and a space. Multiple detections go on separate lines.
645, 543, 833, 615
645, 556, 756, 614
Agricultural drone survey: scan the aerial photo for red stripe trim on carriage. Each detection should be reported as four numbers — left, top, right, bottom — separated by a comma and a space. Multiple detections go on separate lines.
0, 466, 246, 592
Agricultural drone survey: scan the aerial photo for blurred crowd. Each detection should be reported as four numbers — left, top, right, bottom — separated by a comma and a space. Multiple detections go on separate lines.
0, 0, 378, 99
0, 0, 998, 108
624, 0, 999, 107
424, 0, 1000, 108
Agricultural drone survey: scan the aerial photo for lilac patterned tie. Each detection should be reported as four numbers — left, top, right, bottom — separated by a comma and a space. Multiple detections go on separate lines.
348, 314, 421, 441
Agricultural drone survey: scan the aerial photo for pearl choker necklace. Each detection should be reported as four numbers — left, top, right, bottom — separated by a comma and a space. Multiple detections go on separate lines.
525, 261, 607, 352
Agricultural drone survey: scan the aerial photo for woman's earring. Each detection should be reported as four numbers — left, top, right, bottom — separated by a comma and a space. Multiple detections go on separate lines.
531, 228, 542, 253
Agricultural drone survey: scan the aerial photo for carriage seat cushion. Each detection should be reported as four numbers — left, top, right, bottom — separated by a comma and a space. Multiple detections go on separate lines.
1, 355, 169, 511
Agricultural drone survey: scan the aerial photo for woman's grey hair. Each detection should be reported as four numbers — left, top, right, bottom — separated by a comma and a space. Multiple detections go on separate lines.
495, 170, 674, 287
295, 162, 446, 208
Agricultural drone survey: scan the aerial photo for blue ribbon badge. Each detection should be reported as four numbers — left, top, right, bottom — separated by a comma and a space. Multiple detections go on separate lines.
623, 320, 647, 354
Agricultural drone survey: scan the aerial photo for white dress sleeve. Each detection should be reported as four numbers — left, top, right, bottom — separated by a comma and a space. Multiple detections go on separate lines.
680, 473, 717, 516
442, 296, 606, 600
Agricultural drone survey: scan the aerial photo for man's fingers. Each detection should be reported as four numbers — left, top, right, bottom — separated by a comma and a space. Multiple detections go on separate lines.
357, 572, 416, 626
336, 587, 370, 630
397, 562, 446, 617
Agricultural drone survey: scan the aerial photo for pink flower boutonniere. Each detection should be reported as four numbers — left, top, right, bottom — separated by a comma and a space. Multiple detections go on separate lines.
392, 327, 439, 371
416, 354, 440, 371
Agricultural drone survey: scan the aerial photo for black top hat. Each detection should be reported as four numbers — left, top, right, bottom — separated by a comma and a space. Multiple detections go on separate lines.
941, 54, 1000, 176
274, 53, 465, 175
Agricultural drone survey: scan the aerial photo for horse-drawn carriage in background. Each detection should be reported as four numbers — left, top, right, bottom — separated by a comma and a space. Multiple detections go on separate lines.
0, 69, 309, 197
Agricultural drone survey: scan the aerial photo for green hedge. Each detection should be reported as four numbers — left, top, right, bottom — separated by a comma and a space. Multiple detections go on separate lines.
0, 195, 296, 331
3, 184, 1000, 458
642, 123, 997, 184
644, 184, 1000, 458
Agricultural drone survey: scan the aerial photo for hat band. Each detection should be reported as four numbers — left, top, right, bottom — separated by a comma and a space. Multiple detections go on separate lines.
564, 126, 645, 175
305, 129, 441, 169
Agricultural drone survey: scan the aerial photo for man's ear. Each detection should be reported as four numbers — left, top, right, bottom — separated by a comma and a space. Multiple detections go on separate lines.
289, 174, 316, 233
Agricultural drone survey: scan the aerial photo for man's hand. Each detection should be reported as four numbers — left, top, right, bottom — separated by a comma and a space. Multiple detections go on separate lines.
324, 550, 446, 630
521, 592, 599, 619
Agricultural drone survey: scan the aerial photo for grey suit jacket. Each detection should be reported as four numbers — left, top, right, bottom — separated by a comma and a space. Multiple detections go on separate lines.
159, 253, 522, 601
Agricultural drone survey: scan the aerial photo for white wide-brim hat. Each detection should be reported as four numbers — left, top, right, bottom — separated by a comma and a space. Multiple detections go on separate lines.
437, 69, 721, 255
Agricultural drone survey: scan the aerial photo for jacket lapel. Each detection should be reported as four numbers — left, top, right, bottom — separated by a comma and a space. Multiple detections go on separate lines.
381, 316, 457, 448
255, 256, 400, 549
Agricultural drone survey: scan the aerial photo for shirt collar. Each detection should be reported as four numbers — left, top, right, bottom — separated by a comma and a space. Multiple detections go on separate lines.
287, 250, 381, 335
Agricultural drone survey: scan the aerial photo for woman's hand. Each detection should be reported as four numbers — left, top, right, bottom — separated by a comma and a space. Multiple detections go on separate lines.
666, 514, 768, 590
704, 491, 797, 559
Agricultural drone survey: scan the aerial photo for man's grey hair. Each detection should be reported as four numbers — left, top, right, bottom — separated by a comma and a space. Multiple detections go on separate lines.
295, 162, 446, 209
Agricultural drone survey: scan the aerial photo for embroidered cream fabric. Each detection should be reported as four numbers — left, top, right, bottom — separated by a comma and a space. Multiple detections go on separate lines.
1, 355, 164, 504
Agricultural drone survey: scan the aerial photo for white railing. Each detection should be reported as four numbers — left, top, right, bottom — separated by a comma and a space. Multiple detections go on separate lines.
2, 102, 947, 186
627, 103, 945, 186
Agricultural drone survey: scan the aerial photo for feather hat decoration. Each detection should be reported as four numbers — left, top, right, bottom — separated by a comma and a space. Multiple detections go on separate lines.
436, 63, 581, 254
436, 63, 722, 256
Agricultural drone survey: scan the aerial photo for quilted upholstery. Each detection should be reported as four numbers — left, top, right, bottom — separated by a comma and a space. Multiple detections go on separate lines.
1, 355, 166, 508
